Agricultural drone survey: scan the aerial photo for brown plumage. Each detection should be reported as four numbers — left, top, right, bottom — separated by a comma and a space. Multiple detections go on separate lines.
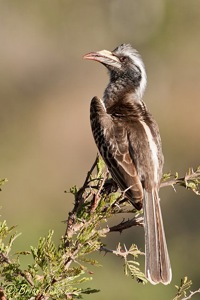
84, 44, 172, 284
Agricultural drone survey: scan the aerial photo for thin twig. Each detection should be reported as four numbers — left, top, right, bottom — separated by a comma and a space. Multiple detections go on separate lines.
161, 168, 200, 195
181, 289, 200, 300
99, 245, 129, 258
161, 179, 183, 189
0, 252, 34, 287
72, 154, 99, 214
109, 217, 144, 232
65, 155, 99, 239
99, 245, 144, 258
90, 170, 109, 213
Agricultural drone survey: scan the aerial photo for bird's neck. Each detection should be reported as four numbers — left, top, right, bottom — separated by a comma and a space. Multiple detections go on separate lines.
103, 79, 146, 116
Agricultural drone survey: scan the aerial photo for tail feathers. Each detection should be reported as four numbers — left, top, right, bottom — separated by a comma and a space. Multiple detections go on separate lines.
143, 189, 172, 285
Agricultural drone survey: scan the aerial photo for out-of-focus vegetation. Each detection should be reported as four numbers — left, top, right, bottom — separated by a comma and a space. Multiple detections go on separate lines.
0, 1, 200, 299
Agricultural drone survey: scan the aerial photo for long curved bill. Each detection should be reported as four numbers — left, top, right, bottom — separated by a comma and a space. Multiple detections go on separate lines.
83, 50, 121, 68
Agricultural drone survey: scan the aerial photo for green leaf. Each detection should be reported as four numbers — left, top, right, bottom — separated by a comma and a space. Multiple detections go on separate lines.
173, 277, 192, 300
96, 155, 105, 176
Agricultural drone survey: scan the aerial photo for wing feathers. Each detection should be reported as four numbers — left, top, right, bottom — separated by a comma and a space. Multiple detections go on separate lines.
90, 96, 143, 208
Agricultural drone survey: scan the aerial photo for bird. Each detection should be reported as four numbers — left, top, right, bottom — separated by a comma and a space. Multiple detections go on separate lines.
83, 44, 172, 285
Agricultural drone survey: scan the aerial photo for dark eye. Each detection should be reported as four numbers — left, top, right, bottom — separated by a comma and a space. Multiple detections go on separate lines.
119, 56, 127, 63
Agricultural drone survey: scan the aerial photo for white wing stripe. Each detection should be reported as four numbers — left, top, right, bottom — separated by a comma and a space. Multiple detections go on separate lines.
140, 121, 159, 183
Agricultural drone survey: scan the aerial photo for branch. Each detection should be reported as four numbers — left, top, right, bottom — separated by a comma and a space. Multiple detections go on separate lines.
109, 216, 143, 232
161, 167, 200, 195
64, 155, 146, 286
64, 154, 101, 241
173, 277, 200, 300
90, 169, 109, 213
182, 289, 200, 300
71, 154, 99, 214
0, 252, 34, 287
100, 243, 144, 259
100, 243, 146, 283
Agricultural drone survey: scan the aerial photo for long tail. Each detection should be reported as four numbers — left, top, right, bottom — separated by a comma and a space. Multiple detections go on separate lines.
143, 189, 172, 284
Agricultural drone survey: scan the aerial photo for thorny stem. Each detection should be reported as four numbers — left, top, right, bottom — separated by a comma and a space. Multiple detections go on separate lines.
181, 289, 200, 300
65, 154, 99, 239
161, 168, 200, 194
0, 252, 35, 300
90, 170, 109, 213
109, 216, 144, 231
65, 158, 200, 238
0, 252, 34, 287
64, 155, 103, 274
62, 158, 200, 297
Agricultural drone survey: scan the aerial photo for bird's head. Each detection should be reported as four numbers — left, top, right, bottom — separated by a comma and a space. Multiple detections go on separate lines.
84, 44, 147, 100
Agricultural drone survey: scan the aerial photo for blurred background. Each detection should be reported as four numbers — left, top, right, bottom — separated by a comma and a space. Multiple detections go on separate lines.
0, 0, 200, 299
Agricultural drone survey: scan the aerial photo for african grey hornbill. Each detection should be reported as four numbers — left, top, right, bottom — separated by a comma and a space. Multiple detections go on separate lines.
83, 44, 172, 285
